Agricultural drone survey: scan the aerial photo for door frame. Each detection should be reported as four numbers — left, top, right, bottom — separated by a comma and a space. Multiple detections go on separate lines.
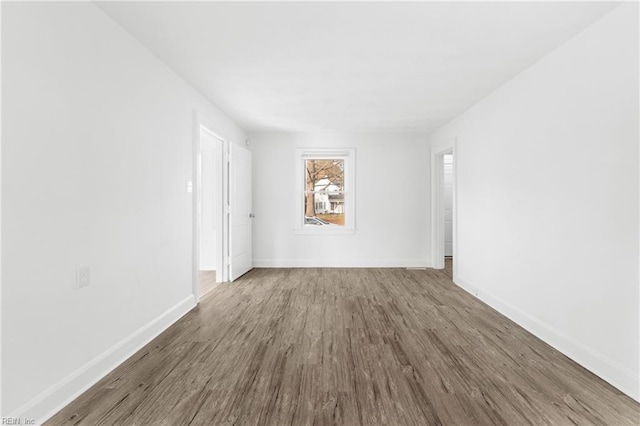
192, 113, 229, 302
431, 141, 457, 276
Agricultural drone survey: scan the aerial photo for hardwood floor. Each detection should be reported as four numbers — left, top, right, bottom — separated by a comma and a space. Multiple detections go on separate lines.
47, 267, 640, 425
444, 257, 453, 279
199, 270, 218, 298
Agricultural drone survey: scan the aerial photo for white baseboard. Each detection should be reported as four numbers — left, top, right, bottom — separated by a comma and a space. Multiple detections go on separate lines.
253, 259, 431, 268
11, 295, 197, 425
454, 275, 639, 402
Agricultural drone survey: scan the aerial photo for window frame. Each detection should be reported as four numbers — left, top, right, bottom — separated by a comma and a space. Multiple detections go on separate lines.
294, 148, 356, 235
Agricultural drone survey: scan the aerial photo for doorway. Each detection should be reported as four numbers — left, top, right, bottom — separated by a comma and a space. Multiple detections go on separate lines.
431, 146, 455, 275
195, 125, 226, 299
192, 117, 253, 300
443, 153, 454, 277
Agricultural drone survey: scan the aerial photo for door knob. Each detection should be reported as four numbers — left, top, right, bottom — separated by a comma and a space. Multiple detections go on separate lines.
249, 213, 255, 218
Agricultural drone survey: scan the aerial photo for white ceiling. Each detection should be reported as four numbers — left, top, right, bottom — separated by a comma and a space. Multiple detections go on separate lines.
97, 1, 617, 134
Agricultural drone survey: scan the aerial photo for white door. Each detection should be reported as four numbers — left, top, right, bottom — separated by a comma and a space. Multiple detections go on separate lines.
229, 144, 252, 281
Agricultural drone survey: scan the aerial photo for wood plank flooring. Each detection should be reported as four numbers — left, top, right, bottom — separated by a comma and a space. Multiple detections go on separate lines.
199, 270, 218, 298
47, 265, 640, 425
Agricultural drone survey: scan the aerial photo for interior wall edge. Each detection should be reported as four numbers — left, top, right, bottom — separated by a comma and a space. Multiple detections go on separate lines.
252, 259, 431, 268
11, 296, 196, 424
454, 275, 640, 402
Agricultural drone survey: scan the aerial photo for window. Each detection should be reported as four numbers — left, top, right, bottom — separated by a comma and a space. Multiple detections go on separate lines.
305, 159, 344, 224
295, 148, 355, 234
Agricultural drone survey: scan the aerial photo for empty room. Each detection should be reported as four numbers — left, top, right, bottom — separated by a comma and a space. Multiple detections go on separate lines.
2, 1, 639, 425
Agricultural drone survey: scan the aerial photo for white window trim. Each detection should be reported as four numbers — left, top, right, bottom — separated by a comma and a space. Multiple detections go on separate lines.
294, 148, 356, 235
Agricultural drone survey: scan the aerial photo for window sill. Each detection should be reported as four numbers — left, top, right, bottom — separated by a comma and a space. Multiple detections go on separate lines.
293, 227, 356, 236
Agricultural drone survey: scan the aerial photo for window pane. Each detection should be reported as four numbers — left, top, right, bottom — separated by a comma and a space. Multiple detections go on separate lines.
304, 191, 345, 226
305, 159, 344, 191
304, 159, 345, 226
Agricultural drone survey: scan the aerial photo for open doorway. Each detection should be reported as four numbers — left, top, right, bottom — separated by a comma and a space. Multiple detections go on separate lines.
196, 125, 226, 299
443, 153, 454, 278
431, 146, 455, 276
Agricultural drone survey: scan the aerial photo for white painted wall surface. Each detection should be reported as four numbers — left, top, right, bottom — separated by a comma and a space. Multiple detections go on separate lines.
430, 3, 639, 400
1, 2, 245, 420
250, 133, 430, 267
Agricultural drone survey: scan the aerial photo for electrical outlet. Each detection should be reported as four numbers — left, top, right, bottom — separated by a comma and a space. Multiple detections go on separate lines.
77, 266, 90, 288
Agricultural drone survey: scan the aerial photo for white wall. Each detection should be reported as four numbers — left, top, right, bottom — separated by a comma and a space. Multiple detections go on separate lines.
250, 133, 430, 267
430, 3, 639, 400
1, 2, 245, 420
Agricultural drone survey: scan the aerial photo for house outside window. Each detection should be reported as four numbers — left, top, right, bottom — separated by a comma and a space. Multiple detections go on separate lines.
295, 148, 355, 234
